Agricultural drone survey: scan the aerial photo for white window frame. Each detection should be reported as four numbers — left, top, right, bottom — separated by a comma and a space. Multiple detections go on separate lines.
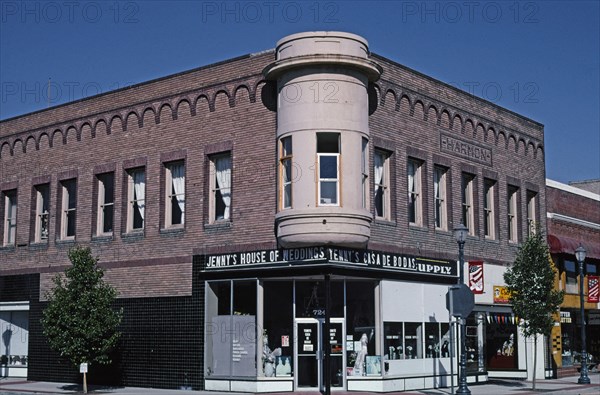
96, 172, 114, 236
127, 168, 145, 232
3, 190, 17, 246
60, 179, 77, 240
361, 138, 369, 209
210, 153, 232, 223
374, 149, 390, 220
34, 184, 49, 243
316, 133, 341, 207
508, 186, 519, 242
527, 191, 537, 236
279, 137, 293, 210
484, 179, 495, 239
408, 159, 422, 225
433, 166, 447, 230
165, 161, 185, 228
462, 174, 475, 235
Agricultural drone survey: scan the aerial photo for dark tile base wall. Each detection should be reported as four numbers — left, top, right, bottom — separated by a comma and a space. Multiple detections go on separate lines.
28, 293, 205, 390
1, 263, 205, 390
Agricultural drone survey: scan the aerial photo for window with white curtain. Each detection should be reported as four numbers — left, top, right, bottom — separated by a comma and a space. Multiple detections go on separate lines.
433, 166, 447, 230
60, 179, 77, 239
165, 161, 185, 227
507, 185, 519, 242
97, 172, 114, 235
127, 168, 145, 232
374, 149, 390, 220
3, 189, 17, 246
210, 153, 232, 222
34, 184, 49, 242
279, 137, 293, 210
408, 159, 422, 225
526, 191, 537, 236
361, 138, 369, 209
484, 178, 495, 239
461, 173, 475, 235
317, 133, 340, 206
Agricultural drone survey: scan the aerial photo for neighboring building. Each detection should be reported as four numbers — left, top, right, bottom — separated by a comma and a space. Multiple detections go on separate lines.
569, 179, 600, 195
546, 179, 600, 377
1, 32, 548, 391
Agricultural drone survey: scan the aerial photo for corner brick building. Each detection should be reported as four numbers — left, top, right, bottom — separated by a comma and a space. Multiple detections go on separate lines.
1, 32, 548, 392
546, 180, 600, 377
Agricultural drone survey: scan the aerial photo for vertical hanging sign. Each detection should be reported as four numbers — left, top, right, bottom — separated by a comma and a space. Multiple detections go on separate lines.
588, 276, 599, 303
469, 261, 484, 294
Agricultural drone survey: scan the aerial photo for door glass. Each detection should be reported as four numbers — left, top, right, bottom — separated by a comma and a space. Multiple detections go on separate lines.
297, 322, 319, 387
329, 322, 344, 387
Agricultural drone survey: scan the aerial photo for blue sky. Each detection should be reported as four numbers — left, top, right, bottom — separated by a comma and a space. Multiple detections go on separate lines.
1, 0, 598, 184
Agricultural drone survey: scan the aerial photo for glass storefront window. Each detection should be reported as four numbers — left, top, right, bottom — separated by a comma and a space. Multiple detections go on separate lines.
485, 315, 517, 370
263, 281, 293, 377
0, 311, 29, 367
425, 323, 440, 358
346, 281, 376, 376
205, 280, 257, 378
384, 322, 403, 360
564, 260, 578, 294
404, 322, 423, 359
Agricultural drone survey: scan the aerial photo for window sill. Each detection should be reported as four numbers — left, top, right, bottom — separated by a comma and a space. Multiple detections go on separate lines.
204, 221, 232, 230
434, 228, 452, 236
0, 245, 16, 251
56, 239, 76, 247
121, 231, 144, 242
409, 223, 428, 233
91, 235, 114, 243
484, 238, 500, 244
160, 227, 185, 236
28, 242, 48, 251
374, 218, 396, 227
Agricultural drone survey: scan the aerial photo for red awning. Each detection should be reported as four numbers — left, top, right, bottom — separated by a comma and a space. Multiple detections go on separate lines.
547, 234, 600, 260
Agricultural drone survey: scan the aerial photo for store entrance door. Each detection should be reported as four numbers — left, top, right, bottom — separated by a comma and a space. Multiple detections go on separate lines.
295, 318, 345, 391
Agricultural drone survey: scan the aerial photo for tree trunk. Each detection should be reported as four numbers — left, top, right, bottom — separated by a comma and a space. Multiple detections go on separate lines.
532, 335, 537, 390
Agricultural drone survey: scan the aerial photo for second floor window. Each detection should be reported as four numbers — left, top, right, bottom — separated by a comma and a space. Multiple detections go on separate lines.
461, 173, 475, 235
527, 191, 537, 235
279, 137, 293, 210
210, 153, 232, 222
508, 185, 519, 242
60, 179, 77, 239
34, 184, 50, 242
374, 149, 390, 219
484, 179, 496, 239
3, 190, 17, 246
317, 133, 340, 206
165, 162, 185, 227
433, 166, 447, 230
408, 159, 422, 225
97, 172, 114, 235
127, 168, 145, 231
361, 138, 369, 209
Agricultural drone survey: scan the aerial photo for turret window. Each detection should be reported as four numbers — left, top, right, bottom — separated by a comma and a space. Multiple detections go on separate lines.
317, 133, 340, 206
279, 136, 293, 210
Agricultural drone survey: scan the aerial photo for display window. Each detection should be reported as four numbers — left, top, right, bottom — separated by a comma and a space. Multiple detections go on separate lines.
485, 314, 518, 370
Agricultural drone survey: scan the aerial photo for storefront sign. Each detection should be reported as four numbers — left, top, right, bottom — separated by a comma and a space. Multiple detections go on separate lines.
588, 276, 599, 303
201, 246, 457, 278
468, 261, 484, 294
440, 133, 492, 166
493, 286, 511, 304
560, 311, 572, 323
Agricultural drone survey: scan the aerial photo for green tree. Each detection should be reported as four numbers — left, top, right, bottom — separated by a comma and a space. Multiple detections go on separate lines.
42, 246, 122, 392
504, 227, 563, 390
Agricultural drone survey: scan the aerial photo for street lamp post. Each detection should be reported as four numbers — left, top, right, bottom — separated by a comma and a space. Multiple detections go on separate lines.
454, 224, 471, 395
575, 244, 590, 385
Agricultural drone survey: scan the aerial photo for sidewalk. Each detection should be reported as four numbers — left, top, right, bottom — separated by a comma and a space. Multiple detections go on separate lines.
1, 373, 599, 395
